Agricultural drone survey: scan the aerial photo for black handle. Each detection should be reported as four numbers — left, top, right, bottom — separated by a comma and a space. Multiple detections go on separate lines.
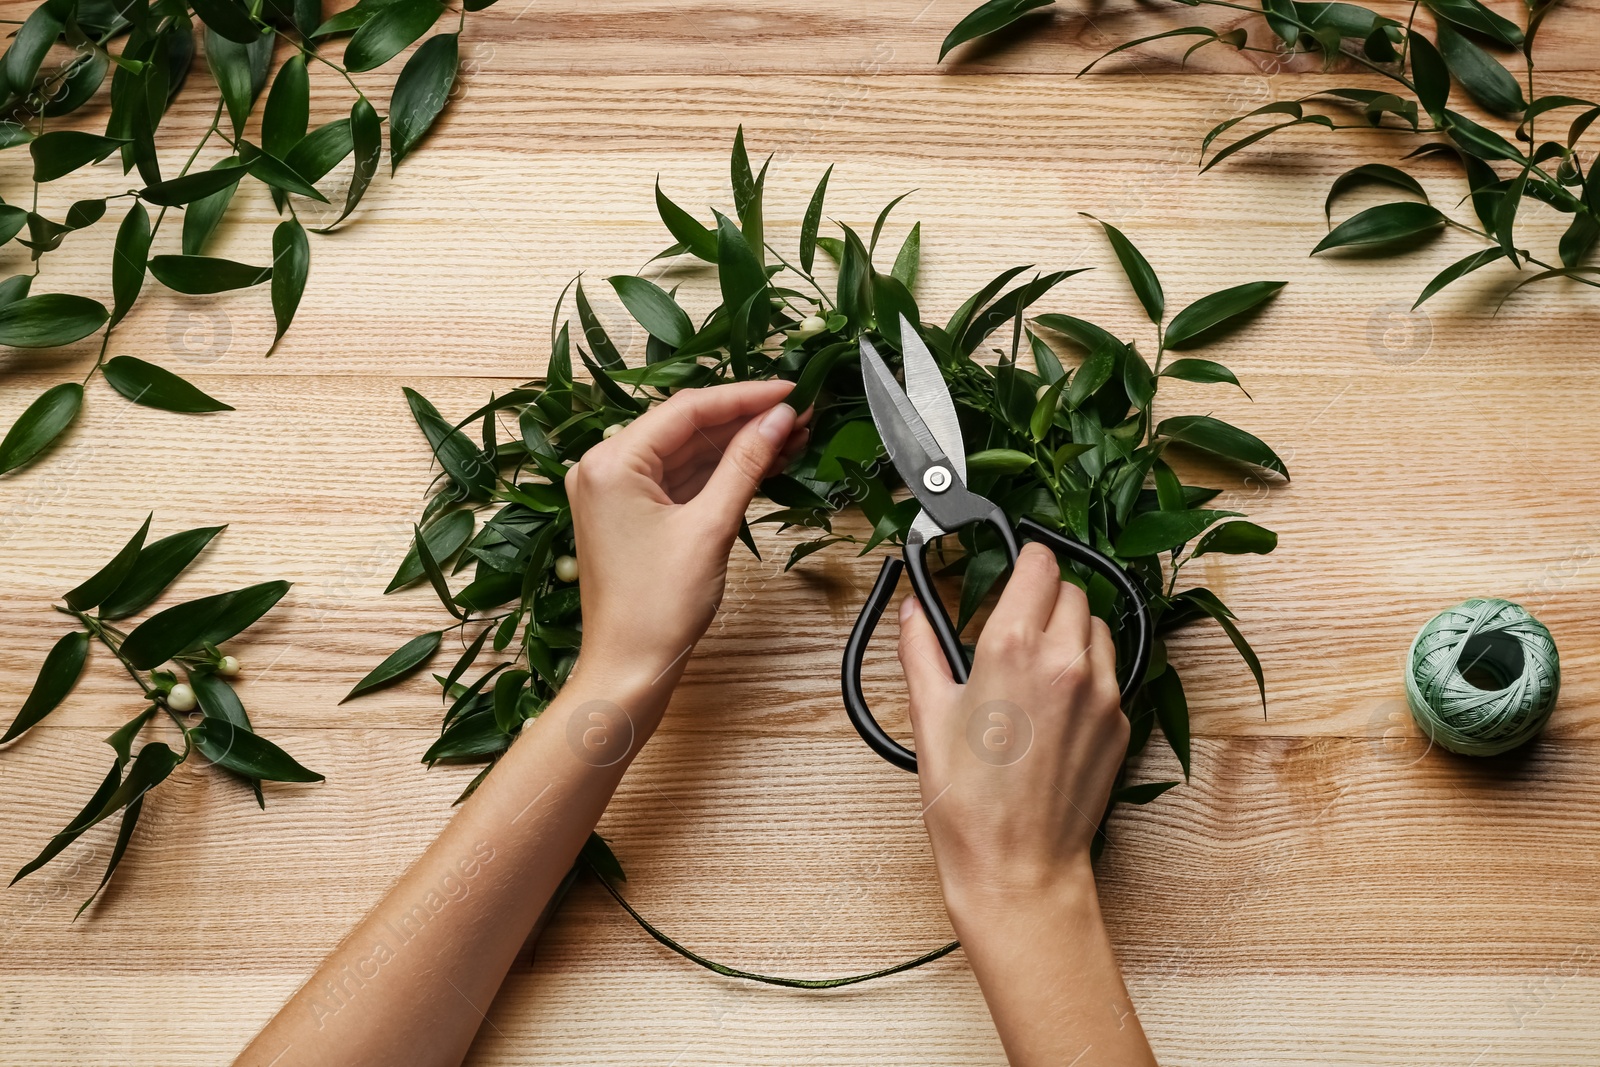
841, 518, 1154, 774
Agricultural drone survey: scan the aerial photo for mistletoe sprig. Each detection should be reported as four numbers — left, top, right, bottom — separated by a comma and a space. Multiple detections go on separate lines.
2, 515, 321, 915
349, 130, 1286, 828
944, 0, 1594, 307
0, 0, 474, 475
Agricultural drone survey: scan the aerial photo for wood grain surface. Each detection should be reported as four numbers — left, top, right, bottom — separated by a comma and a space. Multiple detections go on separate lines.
3, 1, 1599, 1064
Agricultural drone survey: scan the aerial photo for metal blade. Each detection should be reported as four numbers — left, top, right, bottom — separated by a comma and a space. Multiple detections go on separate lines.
897, 314, 966, 483
858, 336, 947, 474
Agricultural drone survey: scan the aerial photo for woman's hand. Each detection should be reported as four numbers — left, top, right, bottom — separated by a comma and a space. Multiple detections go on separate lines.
565, 380, 808, 690
898, 543, 1156, 1067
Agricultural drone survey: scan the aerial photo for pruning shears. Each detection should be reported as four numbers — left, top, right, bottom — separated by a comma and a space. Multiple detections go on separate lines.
841, 317, 1154, 772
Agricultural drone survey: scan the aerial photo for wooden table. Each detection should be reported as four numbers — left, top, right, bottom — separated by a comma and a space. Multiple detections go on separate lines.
3, 1, 1599, 1063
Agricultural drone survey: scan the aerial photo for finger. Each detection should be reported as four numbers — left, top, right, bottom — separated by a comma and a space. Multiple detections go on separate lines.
692, 401, 798, 528
985, 542, 1061, 639
1087, 617, 1117, 689
897, 595, 954, 711
1045, 574, 1092, 649
615, 380, 796, 465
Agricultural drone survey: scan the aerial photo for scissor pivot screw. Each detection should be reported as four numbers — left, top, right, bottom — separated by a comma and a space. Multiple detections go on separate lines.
923, 465, 952, 493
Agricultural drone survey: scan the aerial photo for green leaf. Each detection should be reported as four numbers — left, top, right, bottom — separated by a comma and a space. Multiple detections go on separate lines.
188, 672, 251, 729
344, 631, 443, 700
0, 275, 32, 308
206, 26, 272, 136
1030, 376, 1067, 440
180, 157, 243, 255
940, 0, 1055, 61
1445, 109, 1522, 161
1191, 520, 1277, 557
654, 180, 718, 263
958, 270, 1083, 356
1066, 342, 1116, 409
492, 668, 530, 734
957, 547, 1009, 633
1436, 22, 1524, 116
1084, 214, 1162, 322
404, 387, 494, 500
1112, 780, 1179, 805
314, 0, 404, 36
1414, 246, 1506, 307
108, 203, 150, 327
261, 53, 310, 159
388, 510, 474, 590
1158, 358, 1245, 393
715, 210, 768, 330
1158, 414, 1288, 478
575, 278, 625, 370
609, 275, 692, 348
191, 0, 262, 43
13, 740, 182, 886
284, 119, 354, 183
1172, 588, 1265, 714
0, 631, 90, 743
1080, 26, 1235, 76
892, 221, 921, 289
730, 126, 766, 259
29, 130, 127, 182
1163, 281, 1285, 347
1147, 668, 1189, 778
65, 513, 151, 610
3, 0, 71, 96
1324, 163, 1428, 222
148, 255, 271, 294
1408, 31, 1450, 121
1312, 201, 1446, 254
100, 526, 225, 620
315, 97, 381, 231
816, 420, 882, 481
0, 383, 83, 474
10, 762, 119, 885
0, 292, 108, 349
799, 164, 833, 274
423, 711, 510, 761
344, 0, 444, 71
414, 522, 466, 619
270, 218, 310, 351
1028, 330, 1064, 384
101, 356, 233, 413
1424, 0, 1523, 47
966, 448, 1035, 475
192, 718, 324, 782
1114, 509, 1240, 556
389, 32, 458, 169
120, 581, 292, 670
787, 340, 852, 415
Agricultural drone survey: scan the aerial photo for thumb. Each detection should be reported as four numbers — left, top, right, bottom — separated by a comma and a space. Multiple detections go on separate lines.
694, 402, 797, 529
897, 595, 955, 723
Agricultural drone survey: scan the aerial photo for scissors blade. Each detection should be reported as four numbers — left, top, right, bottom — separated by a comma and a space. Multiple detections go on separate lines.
858, 336, 947, 473
897, 315, 966, 483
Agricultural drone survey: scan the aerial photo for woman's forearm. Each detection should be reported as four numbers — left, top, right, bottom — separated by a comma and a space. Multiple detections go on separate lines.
235, 661, 669, 1067
946, 868, 1156, 1067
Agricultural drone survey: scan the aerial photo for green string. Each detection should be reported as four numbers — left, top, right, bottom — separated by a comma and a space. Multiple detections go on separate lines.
584, 860, 962, 989
1405, 598, 1560, 757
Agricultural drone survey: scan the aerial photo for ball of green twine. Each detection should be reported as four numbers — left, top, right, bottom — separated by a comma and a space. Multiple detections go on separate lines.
1405, 598, 1560, 757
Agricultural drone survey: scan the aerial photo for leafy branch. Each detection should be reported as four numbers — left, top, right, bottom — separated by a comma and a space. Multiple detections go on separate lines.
943, 0, 1595, 307
1, 0, 475, 475
1, 515, 321, 915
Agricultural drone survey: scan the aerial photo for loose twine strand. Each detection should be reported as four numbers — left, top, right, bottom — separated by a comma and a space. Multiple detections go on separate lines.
585, 859, 961, 989
1405, 598, 1560, 757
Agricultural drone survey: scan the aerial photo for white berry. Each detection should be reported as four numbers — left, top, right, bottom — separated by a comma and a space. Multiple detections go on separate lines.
217, 655, 241, 677
167, 683, 197, 712
792, 314, 827, 341
602, 422, 625, 439
553, 555, 579, 583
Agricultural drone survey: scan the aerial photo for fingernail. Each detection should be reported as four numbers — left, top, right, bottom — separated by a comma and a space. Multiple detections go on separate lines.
899, 595, 916, 622
758, 403, 796, 446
